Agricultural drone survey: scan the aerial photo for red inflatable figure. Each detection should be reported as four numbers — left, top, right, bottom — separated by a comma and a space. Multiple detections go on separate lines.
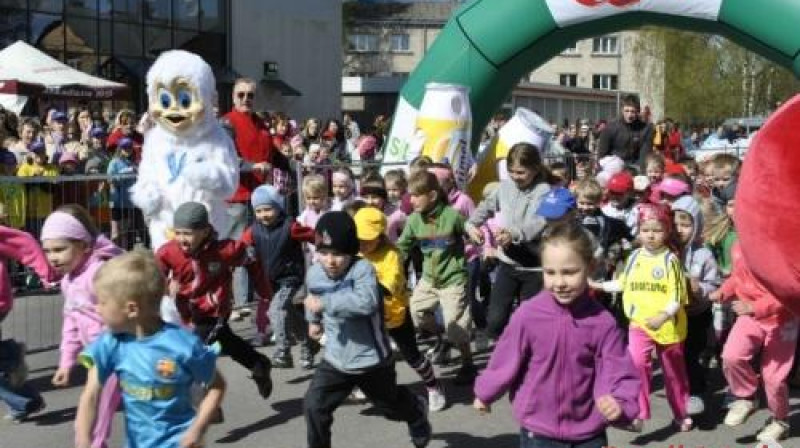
736, 94, 800, 316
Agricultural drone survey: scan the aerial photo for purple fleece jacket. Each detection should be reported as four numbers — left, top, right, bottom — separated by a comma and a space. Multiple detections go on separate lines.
474, 291, 640, 442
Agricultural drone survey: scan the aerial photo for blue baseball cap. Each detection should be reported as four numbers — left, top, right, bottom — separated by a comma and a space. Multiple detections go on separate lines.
29, 139, 46, 153
536, 187, 576, 219
90, 126, 107, 138
118, 137, 133, 149
51, 111, 68, 122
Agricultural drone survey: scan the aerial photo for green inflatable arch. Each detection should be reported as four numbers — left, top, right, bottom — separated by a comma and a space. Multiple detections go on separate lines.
384, 0, 800, 164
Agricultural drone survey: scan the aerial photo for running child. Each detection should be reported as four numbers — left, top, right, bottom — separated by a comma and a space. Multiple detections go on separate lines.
474, 220, 640, 448
76, 250, 225, 448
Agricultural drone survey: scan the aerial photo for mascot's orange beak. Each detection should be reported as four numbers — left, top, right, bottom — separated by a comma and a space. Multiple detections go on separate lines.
736, 94, 800, 316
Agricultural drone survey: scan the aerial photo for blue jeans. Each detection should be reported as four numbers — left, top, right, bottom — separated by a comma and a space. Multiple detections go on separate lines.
0, 377, 40, 417
519, 430, 607, 448
226, 203, 253, 307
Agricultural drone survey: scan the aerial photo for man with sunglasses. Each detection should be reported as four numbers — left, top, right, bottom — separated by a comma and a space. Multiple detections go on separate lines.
222, 78, 290, 319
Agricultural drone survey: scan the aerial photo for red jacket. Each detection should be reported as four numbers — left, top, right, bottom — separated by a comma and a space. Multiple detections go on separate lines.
106, 129, 144, 164
155, 236, 272, 322
224, 110, 275, 203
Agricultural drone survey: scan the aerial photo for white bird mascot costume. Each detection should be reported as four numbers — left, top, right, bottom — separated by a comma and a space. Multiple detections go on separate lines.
130, 50, 239, 250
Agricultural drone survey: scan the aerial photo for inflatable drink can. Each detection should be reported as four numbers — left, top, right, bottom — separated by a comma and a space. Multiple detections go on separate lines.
414, 83, 473, 189
467, 107, 553, 200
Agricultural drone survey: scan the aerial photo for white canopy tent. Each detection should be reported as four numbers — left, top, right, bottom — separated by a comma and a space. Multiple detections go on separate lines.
0, 40, 127, 113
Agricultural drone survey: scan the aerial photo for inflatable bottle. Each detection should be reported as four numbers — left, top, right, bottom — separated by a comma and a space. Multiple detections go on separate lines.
413, 83, 473, 189
467, 107, 552, 201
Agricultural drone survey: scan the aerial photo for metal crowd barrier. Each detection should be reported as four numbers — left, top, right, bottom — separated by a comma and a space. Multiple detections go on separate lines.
1, 173, 147, 352
0, 147, 732, 352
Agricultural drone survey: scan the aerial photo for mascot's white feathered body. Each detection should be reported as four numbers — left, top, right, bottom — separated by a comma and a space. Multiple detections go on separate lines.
130, 50, 239, 250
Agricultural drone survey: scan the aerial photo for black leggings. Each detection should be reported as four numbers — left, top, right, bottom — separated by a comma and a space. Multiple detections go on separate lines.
487, 262, 543, 339
388, 311, 425, 367
192, 317, 263, 371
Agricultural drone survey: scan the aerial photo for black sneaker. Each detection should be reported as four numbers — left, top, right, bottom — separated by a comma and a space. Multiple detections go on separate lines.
3, 396, 45, 424
452, 363, 478, 386
251, 356, 273, 399
272, 351, 293, 369
409, 396, 432, 448
300, 341, 319, 370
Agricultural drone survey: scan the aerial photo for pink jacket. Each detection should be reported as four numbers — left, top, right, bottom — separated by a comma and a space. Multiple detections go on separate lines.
58, 236, 123, 369
385, 204, 407, 243
0, 226, 55, 315
298, 207, 328, 265
449, 189, 480, 262
718, 242, 794, 328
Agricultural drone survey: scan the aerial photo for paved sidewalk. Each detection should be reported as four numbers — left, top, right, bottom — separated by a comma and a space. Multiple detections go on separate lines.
2, 322, 798, 448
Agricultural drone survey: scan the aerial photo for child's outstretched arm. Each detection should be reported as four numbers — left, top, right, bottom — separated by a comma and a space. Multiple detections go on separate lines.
594, 325, 640, 425
181, 370, 226, 448
54, 313, 81, 386
0, 225, 57, 283
474, 306, 530, 408
75, 366, 101, 448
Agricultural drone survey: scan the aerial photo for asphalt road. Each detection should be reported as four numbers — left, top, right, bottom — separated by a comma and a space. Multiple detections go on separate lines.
2, 297, 798, 448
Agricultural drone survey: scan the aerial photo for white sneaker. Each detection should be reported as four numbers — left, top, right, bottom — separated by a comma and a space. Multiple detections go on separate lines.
757, 418, 790, 442
348, 387, 367, 403
687, 395, 705, 415
724, 399, 756, 426
427, 385, 447, 412
474, 329, 490, 352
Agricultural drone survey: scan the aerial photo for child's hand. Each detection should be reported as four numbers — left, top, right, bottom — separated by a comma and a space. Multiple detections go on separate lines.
596, 394, 623, 421
473, 398, 490, 414
179, 429, 204, 448
732, 300, 754, 316
494, 229, 513, 248
587, 279, 603, 291
168, 279, 181, 298
304, 295, 324, 313
52, 367, 71, 387
645, 312, 669, 331
708, 290, 722, 302
689, 278, 702, 296
308, 323, 323, 341
467, 227, 484, 245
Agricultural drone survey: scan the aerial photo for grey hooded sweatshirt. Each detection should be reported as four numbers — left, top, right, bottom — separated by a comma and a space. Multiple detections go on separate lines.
467, 180, 550, 268
672, 195, 721, 316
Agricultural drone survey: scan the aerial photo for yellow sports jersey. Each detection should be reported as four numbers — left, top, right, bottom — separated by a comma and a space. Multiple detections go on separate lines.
618, 247, 688, 345
0, 181, 26, 229
16, 163, 58, 220
361, 242, 408, 329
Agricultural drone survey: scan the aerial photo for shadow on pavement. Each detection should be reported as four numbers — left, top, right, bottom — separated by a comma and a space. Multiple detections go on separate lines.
215, 397, 304, 444
433, 431, 518, 448
28, 406, 77, 426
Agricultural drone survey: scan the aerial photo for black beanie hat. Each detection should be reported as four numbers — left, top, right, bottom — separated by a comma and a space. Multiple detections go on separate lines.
315, 211, 359, 256
173, 202, 210, 230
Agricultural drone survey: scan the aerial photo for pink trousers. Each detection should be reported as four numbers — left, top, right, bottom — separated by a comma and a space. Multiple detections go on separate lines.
722, 314, 798, 420
74, 373, 121, 448
628, 326, 690, 420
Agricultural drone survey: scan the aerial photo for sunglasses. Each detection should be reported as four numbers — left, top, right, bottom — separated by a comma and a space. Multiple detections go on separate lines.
236, 92, 255, 100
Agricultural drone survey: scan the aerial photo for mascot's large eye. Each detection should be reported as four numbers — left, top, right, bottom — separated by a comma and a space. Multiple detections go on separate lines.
177, 88, 192, 109
158, 89, 172, 109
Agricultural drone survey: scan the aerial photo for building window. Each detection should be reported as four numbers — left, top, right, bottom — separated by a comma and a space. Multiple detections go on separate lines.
349, 33, 378, 53
592, 36, 618, 54
390, 33, 410, 52
561, 42, 578, 55
559, 74, 577, 87
592, 74, 618, 90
